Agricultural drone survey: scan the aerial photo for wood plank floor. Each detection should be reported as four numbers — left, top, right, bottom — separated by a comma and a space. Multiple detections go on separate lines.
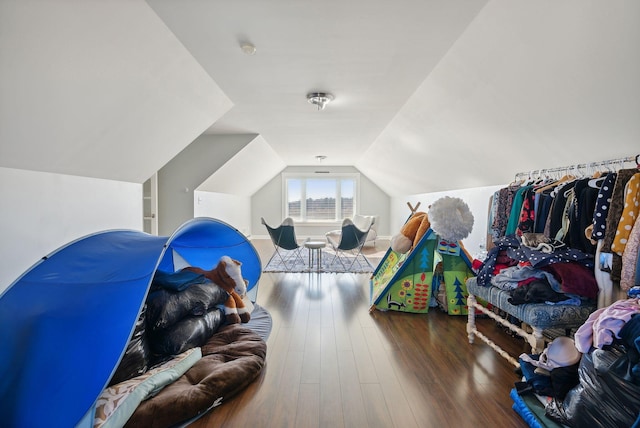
190, 240, 530, 428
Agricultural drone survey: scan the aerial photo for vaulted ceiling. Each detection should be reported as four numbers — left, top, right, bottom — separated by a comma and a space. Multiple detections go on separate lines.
1, 0, 639, 197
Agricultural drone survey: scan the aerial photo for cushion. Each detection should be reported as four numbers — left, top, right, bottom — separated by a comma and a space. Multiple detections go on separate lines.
326, 214, 378, 247
352, 214, 373, 231
125, 324, 267, 428
467, 277, 594, 330
94, 347, 202, 428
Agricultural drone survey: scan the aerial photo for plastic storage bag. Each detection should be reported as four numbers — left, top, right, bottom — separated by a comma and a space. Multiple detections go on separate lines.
108, 305, 150, 385
545, 345, 640, 427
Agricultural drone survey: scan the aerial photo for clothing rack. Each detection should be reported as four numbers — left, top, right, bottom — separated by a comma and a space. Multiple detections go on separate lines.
513, 154, 640, 182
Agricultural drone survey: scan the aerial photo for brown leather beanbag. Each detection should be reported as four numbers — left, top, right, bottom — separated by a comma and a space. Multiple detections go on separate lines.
125, 324, 267, 428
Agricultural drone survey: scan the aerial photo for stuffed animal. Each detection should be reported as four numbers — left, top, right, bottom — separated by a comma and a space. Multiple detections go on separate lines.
390, 211, 431, 254
183, 256, 251, 324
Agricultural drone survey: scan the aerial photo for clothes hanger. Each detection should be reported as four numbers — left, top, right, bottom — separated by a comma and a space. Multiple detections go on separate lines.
587, 162, 607, 188
535, 166, 575, 194
508, 173, 524, 187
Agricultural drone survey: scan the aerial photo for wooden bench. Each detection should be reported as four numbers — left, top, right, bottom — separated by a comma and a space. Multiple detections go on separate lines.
465, 277, 595, 367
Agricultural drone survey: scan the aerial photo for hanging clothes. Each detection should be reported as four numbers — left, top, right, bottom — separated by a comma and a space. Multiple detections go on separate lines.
505, 185, 533, 236
516, 187, 537, 236
567, 177, 599, 254
602, 169, 638, 252
534, 188, 554, 234
621, 218, 640, 291
611, 173, 640, 256
591, 173, 618, 241
546, 180, 577, 243
602, 169, 639, 281
490, 186, 518, 241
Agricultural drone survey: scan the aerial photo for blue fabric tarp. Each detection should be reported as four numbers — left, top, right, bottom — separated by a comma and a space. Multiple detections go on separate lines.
0, 217, 261, 428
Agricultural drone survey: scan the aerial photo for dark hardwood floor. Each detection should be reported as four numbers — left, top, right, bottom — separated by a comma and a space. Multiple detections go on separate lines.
190, 240, 529, 427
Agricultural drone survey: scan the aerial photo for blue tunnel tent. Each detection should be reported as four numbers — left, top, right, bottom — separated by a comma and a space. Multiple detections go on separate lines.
0, 217, 261, 428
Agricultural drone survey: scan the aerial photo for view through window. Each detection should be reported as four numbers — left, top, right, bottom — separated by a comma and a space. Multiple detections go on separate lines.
284, 174, 358, 222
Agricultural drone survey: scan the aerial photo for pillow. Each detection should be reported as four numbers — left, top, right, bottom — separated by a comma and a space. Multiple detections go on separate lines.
282, 217, 294, 226
93, 347, 202, 428
352, 214, 372, 231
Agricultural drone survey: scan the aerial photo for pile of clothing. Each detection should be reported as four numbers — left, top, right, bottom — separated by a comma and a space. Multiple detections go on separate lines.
476, 234, 599, 305
519, 298, 640, 427
516, 336, 582, 400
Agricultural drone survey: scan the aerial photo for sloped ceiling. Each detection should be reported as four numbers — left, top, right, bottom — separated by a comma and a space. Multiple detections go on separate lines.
198, 135, 287, 197
0, 0, 231, 184
358, 0, 640, 195
1, 1, 638, 196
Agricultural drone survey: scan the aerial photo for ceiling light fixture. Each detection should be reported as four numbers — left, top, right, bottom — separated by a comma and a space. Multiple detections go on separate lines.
307, 92, 334, 110
240, 42, 256, 55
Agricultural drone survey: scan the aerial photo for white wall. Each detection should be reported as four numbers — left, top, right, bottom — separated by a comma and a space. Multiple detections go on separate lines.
157, 134, 252, 236
194, 191, 251, 237
0, 167, 142, 293
391, 184, 504, 259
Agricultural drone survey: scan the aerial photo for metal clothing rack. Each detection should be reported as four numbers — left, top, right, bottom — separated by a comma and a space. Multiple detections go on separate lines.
513, 154, 640, 182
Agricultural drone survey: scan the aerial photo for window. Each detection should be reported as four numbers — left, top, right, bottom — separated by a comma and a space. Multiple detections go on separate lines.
283, 173, 359, 223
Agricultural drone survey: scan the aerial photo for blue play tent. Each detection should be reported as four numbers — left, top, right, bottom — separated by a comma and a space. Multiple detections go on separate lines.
0, 217, 261, 428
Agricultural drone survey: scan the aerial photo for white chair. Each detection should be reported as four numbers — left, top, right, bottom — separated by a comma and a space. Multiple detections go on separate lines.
326, 214, 378, 248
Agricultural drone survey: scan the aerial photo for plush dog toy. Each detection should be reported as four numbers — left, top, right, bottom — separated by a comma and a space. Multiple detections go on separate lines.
183, 256, 251, 324
390, 211, 431, 254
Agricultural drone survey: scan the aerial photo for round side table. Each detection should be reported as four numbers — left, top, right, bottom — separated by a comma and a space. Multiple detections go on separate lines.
304, 240, 326, 272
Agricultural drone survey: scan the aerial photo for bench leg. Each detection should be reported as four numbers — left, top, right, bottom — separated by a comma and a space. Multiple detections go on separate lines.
531, 327, 544, 354
467, 294, 476, 344
465, 293, 524, 368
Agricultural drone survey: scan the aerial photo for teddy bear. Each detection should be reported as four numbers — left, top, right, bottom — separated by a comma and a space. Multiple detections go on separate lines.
390, 211, 431, 254
183, 255, 251, 324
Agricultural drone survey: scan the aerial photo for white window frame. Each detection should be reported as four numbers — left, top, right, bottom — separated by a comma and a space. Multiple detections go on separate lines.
282, 172, 360, 225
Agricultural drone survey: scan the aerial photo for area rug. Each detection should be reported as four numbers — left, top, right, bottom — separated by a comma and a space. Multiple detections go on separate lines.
262, 247, 374, 274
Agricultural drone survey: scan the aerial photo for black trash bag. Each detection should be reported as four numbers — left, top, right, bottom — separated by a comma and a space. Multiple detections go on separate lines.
108, 305, 150, 386
545, 345, 640, 427
145, 282, 228, 331
148, 307, 224, 356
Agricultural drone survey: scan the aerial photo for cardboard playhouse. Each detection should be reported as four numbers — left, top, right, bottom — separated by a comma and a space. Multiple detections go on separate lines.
369, 199, 476, 315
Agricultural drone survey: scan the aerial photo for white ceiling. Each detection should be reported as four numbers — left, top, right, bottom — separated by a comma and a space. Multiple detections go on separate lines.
1, 0, 639, 197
